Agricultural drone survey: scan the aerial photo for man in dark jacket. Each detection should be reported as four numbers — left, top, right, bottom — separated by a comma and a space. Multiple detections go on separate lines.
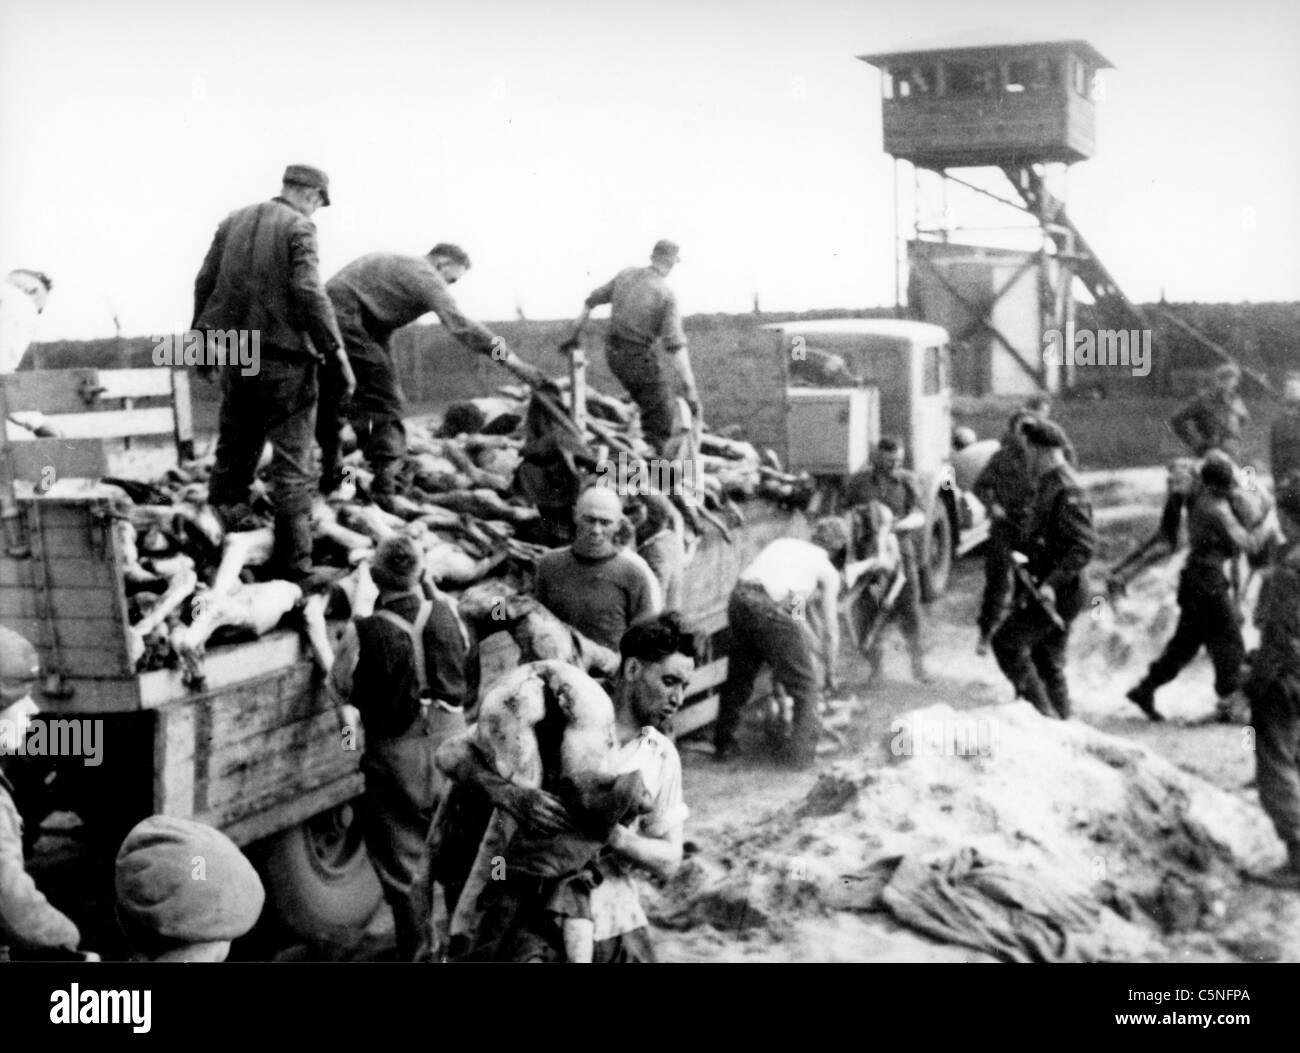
317, 245, 543, 504
991, 419, 1096, 720
193, 164, 355, 581
1126, 452, 1278, 722
973, 411, 1036, 653
1244, 483, 1300, 889
1169, 362, 1249, 461
329, 535, 469, 960
1270, 371, 1300, 491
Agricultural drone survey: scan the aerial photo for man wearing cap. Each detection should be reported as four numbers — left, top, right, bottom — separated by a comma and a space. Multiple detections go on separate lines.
317, 244, 545, 505
1126, 451, 1279, 723
559, 240, 701, 454
991, 419, 1096, 720
844, 437, 929, 683
114, 815, 265, 961
1169, 362, 1249, 461
1243, 483, 1300, 889
0, 626, 83, 960
328, 534, 469, 961
713, 521, 843, 767
1270, 371, 1300, 491
193, 164, 356, 581
534, 486, 660, 652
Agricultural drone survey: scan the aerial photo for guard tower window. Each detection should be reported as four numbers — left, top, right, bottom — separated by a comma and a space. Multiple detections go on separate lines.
1072, 57, 1089, 95
897, 63, 937, 98
945, 59, 996, 97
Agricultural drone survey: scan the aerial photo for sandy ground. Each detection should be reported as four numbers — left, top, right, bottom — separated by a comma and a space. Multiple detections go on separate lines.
651, 467, 1300, 962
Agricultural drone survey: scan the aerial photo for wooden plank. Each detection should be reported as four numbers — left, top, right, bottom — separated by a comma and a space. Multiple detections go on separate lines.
8, 524, 105, 558
1, 368, 173, 413
672, 694, 719, 739
138, 631, 309, 709
35, 676, 145, 714
0, 554, 116, 589
207, 773, 365, 848
1, 616, 128, 650
686, 657, 729, 698
3, 439, 108, 483
0, 585, 125, 621
38, 407, 176, 441
171, 371, 193, 446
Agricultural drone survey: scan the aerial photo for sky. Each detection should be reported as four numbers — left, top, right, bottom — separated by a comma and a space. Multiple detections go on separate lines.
1, 0, 1297, 340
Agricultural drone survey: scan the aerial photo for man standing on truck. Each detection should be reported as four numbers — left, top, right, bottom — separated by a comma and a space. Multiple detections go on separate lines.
317, 244, 545, 506
534, 486, 660, 651
558, 240, 702, 454
845, 438, 929, 684
713, 522, 843, 768
992, 420, 1096, 720
974, 411, 1036, 655
1169, 361, 1249, 462
0, 626, 84, 961
194, 164, 357, 582
329, 535, 470, 961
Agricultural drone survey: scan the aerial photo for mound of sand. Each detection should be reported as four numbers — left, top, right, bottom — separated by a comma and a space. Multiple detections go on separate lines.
647, 702, 1290, 963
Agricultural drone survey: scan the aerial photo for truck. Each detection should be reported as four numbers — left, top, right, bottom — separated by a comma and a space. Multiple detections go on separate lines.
0, 317, 985, 949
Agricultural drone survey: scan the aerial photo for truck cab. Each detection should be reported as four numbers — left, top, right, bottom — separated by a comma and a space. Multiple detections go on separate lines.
769, 318, 989, 598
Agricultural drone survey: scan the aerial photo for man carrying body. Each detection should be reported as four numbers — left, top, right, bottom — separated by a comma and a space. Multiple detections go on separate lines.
534, 486, 659, 651
329, 535, 469, 960
1126, 452, 1278, 723
434, 613, 693, 961
318, 244, 544, 505
991, 420, 1096, 720
559, 240, 701, 453
193, 164, 356, 581
1169, 361, 1249, 461
845, 438, 929, 683
973, 412, 1036, 654
1244, 483, 1300, 890
0, 627, 83, 960
713, 524, 841, 768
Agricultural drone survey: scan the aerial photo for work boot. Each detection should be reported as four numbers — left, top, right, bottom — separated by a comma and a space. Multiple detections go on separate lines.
1126, 681, 1164, 722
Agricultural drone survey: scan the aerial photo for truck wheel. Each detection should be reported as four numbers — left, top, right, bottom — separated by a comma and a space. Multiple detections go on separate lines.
257, 802, 383, 941
920, 507, 953, 602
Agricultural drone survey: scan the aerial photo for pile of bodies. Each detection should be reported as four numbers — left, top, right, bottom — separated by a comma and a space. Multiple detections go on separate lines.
109, 381, 813, 684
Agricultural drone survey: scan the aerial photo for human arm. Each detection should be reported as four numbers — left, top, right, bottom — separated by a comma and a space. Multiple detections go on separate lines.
894, 473, 927, 534
1210, 498, 1279, 557
1168, 399, 1208, 452
559, 279, 616, 352
1040, 487, 1097, 594
191, 217, 228, 330
433, 731, 571, 835
0, 791, 80, 952
287, 223, 353, 397
606, 820, 683, 881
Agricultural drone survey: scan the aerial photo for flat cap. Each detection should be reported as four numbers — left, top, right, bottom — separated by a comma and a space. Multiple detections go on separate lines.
1021, 418, 1069, 450
283, 164, 331, 206
0, 625, 40, 705
651, 239, 680, 263
115, 816, 265, 958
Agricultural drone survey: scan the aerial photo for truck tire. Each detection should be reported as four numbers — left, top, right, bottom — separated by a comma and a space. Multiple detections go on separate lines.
257, 802, 383, 941
919, 506, 953, 602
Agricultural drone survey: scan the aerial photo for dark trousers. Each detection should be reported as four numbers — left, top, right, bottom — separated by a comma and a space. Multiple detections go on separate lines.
361, 706, 465, 962
993, 603, 1075, 719
863, 543, 923, 667
208, 355, 318, 577
1141, 564, 1244, 698
716, 583, 822, 759
1253, 681, 1300, 849
319, 293, 407, 496
606, 335, 677, 453
978, 525, 1018, 638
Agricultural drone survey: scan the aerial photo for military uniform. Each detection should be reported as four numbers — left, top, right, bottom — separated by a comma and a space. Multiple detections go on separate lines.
845, 464, 926, 676
991, 463, 1095, 719
1128, 480, 1270, 716
1169, 389, 1249, 460
1244, 540, 1300, 879
973, 438, 1034, 641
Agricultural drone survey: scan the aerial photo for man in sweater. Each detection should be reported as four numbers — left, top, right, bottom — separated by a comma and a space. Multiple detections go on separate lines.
534, 486, 659, 651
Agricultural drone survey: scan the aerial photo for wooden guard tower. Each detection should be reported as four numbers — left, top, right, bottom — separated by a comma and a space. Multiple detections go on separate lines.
859, 37, 1150, 396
